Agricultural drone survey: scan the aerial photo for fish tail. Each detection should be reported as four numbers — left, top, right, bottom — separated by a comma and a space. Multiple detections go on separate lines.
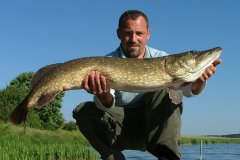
10, 96, 29, 124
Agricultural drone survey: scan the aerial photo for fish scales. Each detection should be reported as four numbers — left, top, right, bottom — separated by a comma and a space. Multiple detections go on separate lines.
10, 47, 222, 124
36, 57, 172, 93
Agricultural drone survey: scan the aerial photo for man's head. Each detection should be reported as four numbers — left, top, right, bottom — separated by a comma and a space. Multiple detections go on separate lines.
117, 10, 151, 58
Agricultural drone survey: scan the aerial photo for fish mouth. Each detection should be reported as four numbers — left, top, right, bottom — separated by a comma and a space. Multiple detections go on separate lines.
198, 47, 222, 71
183, 47, 222, 82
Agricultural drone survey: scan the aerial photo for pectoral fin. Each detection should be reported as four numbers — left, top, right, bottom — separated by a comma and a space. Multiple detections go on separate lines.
167, 88, 183, 105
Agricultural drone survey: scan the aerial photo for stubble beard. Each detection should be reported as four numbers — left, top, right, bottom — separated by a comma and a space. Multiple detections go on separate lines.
125, 46, 144, 58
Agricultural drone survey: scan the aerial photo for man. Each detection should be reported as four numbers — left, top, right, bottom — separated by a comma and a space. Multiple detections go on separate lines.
73, 10, 221, 160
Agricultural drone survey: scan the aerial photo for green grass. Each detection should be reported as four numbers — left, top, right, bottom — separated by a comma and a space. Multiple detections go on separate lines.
1, 122, 240, 159
0, 123, 99, 160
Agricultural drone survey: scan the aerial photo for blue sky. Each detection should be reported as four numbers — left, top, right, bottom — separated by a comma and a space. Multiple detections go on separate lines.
1, 0, 239, 136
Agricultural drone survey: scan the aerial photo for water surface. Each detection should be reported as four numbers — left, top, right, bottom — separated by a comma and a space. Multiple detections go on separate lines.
123, 144, 240, 160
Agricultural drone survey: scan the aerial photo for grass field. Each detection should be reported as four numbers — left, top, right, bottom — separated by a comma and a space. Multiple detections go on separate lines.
0, 122, 99, 160
1, 122, 240, 159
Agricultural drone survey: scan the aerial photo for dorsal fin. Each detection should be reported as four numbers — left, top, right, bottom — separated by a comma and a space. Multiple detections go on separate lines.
31, 63, 62, 87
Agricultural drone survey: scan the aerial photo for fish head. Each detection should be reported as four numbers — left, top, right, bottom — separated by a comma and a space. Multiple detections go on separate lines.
166, 47, 222, 82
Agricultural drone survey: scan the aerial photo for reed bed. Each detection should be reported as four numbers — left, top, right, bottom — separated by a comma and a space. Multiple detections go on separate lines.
0, 123, 99, 160
181, 135, 240, 145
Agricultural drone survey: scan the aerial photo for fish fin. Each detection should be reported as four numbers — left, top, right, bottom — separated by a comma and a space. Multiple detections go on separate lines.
31, 63, 62, 87
37, 90, 62, 108
167, 88, 183, 105
10, 96, 29, 124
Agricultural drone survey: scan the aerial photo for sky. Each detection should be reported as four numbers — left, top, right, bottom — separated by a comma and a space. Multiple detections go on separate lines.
1, 0, 239, 136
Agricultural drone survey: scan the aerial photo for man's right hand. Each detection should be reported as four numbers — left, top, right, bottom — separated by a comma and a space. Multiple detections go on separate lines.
82, 71, 113, 108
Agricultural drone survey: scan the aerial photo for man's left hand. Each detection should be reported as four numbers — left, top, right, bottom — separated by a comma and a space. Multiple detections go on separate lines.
191, 58, 222, 95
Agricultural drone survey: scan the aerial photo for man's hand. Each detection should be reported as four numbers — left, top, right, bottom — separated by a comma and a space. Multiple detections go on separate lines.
191, 58, 222, 95
82, 71, 113, 108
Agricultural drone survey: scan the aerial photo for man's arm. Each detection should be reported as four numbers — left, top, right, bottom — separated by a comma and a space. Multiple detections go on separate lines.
191, 58, 222, 95
83, 59, 221, 106
82, 70, 113, 108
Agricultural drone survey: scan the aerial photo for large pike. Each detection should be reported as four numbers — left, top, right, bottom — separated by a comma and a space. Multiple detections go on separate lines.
10, 47, 222, 124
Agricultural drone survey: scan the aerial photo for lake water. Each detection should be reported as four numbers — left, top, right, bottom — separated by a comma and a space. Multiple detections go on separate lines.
123, 144, 240, 160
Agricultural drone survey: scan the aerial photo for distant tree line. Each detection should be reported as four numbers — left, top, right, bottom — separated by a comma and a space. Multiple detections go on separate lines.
207, 134, 240, 138
220, 134, 240, 138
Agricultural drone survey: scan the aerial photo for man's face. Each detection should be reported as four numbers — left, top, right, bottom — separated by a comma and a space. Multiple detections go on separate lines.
117, 16, 150, 58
